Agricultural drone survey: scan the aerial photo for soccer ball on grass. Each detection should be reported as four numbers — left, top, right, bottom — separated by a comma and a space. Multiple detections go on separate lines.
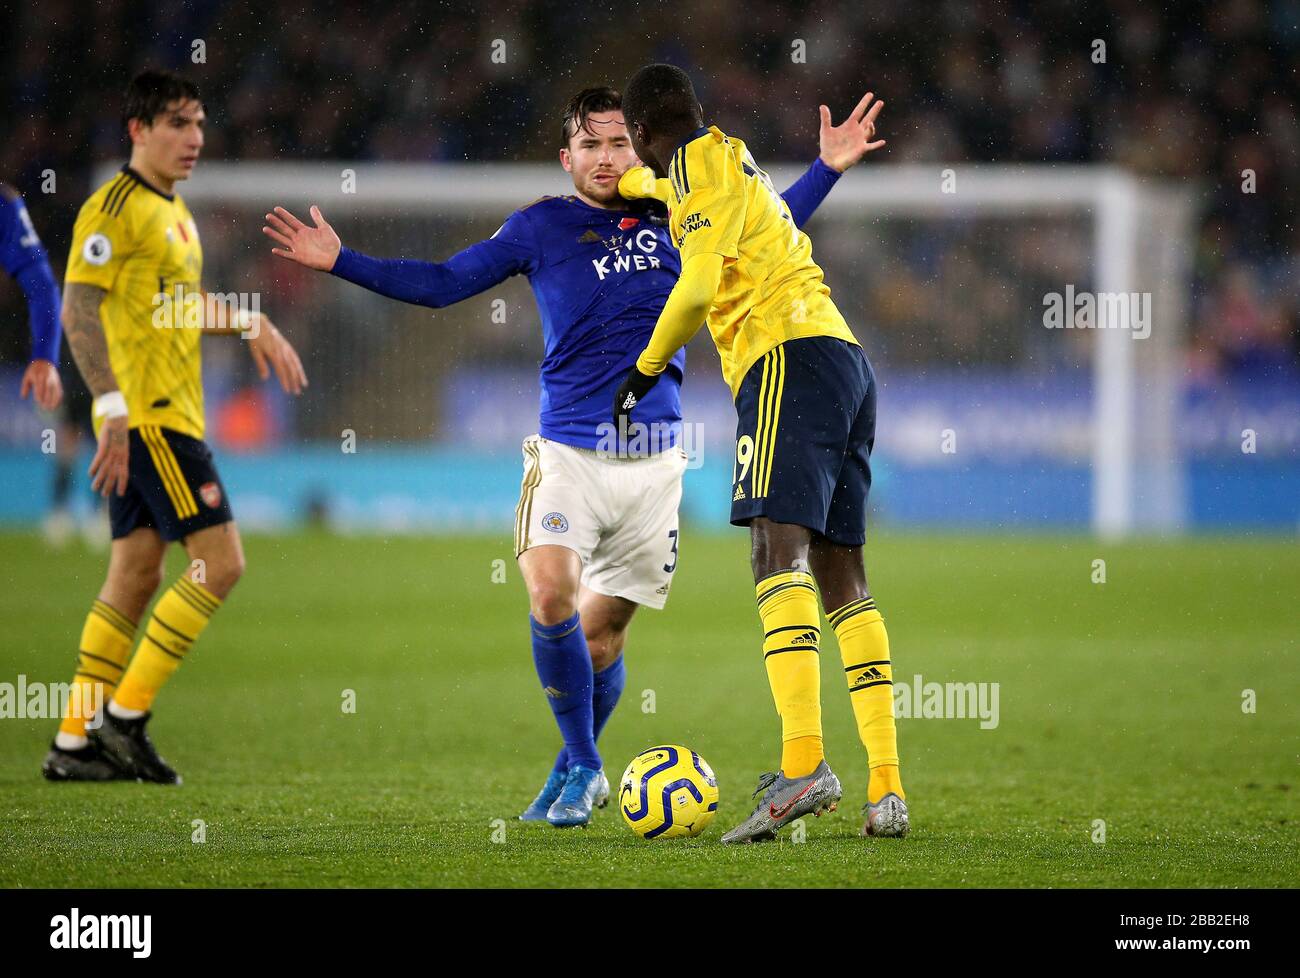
619, 744, 719, 839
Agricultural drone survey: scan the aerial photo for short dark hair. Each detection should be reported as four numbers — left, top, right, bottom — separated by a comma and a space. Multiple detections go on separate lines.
622, 63, 702, 136
561, 87, 623, 146
124, 70, 202, 130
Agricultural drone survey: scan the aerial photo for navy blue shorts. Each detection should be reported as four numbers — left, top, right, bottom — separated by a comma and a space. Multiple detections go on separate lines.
730, 336, 876, 546
110, 426, 234, 542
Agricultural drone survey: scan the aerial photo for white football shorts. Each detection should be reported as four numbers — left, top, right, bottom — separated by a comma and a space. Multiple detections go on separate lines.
513, 434, 687, 609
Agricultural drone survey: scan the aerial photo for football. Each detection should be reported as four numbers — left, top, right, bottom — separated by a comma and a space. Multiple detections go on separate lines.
619, 745, 719, 839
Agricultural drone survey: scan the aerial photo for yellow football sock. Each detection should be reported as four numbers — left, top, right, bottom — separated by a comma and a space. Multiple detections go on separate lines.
756, 569, 824, 778
59, 600, 136, 738
869, 764, 904, 803
114, 578, 221, 712
783, 735, 824, 778
829, 597, 905, 802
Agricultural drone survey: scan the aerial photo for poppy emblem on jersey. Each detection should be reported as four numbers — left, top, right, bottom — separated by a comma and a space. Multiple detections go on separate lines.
618, 217, 639, 230
199, 482, 222, 508
542, 512, 569, 533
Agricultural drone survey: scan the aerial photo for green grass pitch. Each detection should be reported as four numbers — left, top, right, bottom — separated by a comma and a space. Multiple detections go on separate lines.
0, 529, 1295, 888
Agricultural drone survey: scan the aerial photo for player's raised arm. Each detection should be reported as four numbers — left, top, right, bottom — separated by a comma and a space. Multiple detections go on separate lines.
263, 205, 340, 270
779, 92, 887, 229
264, 203, 538, 310
817, 92, 886, 172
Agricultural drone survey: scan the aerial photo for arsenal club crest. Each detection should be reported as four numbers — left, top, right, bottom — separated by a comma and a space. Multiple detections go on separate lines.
199, 481, 222, 508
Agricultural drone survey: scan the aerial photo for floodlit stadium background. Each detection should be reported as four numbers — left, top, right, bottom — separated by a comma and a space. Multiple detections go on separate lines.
3, 0, 1297, 536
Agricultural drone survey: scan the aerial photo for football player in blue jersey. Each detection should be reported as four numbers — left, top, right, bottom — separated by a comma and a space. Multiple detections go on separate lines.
263, 86, 883, 827
1, 183, 63, 411
2, 182, 113, 548
0, 184, 90, 545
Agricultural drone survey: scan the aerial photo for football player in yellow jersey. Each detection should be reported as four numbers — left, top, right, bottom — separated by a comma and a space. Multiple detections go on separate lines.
613, 64, 908, 842
42, 70, 307, 784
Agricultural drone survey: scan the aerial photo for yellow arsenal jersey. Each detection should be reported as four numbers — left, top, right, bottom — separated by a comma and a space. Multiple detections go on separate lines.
66, 166, 205, 439
667, 125, 857, 397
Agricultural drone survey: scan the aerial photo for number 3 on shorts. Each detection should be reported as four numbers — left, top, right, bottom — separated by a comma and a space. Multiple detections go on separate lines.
664, 529, 679, 574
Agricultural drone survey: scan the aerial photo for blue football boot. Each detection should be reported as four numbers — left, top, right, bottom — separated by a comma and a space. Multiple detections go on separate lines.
519, 768, 568, 822
546, 765, 609, 827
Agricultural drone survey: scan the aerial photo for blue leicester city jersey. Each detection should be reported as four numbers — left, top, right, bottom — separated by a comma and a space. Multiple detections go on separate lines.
491, 196, 685, 449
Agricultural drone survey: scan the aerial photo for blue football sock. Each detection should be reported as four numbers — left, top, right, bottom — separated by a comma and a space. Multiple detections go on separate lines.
531, 613, 600, 771
592, 654, 626, 740
553, 653, 627, 772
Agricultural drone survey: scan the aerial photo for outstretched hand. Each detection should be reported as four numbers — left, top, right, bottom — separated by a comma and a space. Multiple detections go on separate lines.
263, 205, 342, 271
818, 92, 887, 172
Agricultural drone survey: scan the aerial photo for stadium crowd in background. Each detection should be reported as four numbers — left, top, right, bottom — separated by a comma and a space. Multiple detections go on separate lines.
2, 0, 1296, 387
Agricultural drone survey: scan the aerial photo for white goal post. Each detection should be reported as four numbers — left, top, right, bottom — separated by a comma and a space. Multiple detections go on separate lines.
107, 161, 1197, 538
